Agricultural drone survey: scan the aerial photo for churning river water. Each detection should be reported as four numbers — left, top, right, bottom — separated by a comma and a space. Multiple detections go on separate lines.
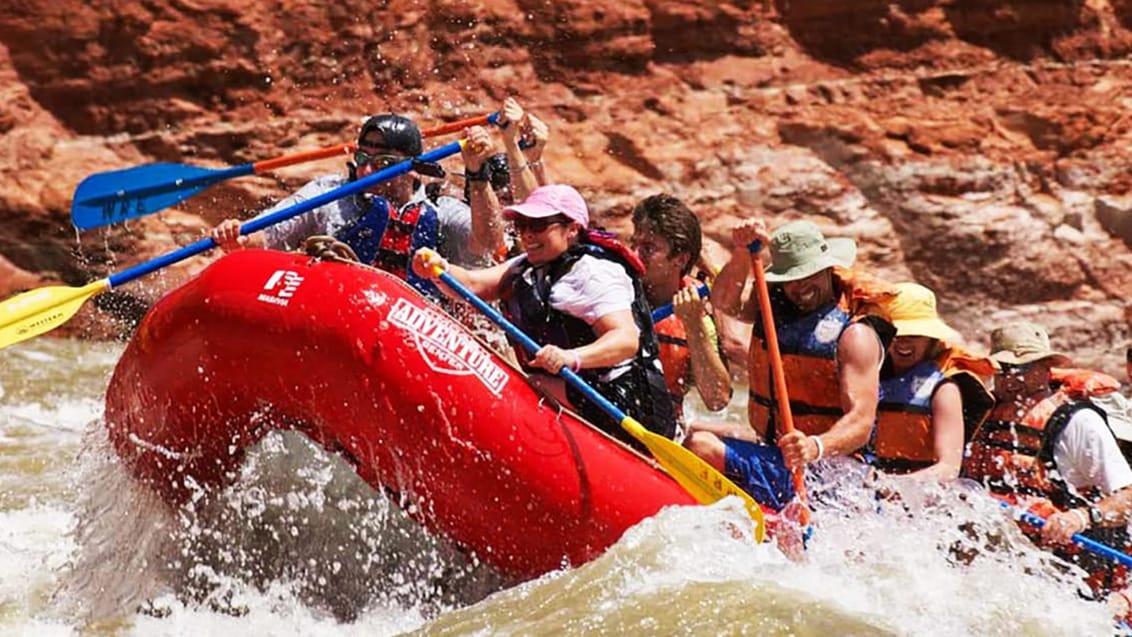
0, 337, 1120, 635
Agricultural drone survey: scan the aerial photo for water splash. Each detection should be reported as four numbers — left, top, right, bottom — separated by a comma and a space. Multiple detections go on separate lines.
59, 428, 506, 631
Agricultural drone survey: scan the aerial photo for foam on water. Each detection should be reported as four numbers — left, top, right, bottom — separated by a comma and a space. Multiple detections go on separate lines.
414, 487, 1113, 636
1, 339, 1126, 635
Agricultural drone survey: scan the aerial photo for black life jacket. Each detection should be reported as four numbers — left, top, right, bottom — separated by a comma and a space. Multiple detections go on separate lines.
500, 231, 678, 444
1038, 402, 1132, 591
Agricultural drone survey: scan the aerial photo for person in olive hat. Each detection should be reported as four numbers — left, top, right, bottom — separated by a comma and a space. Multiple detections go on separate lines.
963, 320, 1132, 601
684, 218, 896, 511
210, 114, 506, 298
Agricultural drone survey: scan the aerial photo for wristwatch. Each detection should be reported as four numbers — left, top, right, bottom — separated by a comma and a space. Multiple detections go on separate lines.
1087, 506, 1104, 527
464, 164, 490, 182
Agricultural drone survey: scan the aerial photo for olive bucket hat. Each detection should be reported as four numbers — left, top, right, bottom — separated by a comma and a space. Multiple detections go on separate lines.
988, 321, 1071, 367
764, 220, 857, 283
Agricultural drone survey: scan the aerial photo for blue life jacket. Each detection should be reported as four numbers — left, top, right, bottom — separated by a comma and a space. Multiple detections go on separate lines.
335, 196, 440, 299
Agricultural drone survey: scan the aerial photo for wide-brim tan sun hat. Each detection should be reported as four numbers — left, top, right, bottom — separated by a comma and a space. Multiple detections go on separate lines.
764, 220, 857, 283
886, 282, 962, 343
989, 320, 1072, 366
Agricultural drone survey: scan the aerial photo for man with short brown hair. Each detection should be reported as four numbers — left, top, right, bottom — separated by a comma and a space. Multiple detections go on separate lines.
631, 194, 732, 419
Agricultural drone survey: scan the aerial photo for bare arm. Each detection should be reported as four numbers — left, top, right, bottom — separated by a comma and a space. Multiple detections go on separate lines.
820, 322, 884, 458
573, 310, 639, 369
499, 98, 539, 201
673, 287, 732, 411
467, 180, 505, 259
713, 219, 771, 320
1094, 486, 1132, 528
411, 249, 511, 302
711, 246, 753, 319
523, 113, 551, 186
905, 381, 965, 482
1041, 484, 1132, 546
462, 126, 506, 260
527, 309, 640, 374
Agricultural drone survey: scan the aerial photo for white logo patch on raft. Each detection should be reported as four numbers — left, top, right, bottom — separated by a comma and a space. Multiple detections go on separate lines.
388, 298, 509, 396
257, 270, 305, 307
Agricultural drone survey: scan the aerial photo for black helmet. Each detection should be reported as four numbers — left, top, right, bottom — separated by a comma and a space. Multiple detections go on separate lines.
357, 114, 423, 156
485, 153, 510, 189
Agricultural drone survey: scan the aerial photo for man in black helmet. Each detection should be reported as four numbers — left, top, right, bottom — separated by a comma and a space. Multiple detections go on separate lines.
211, 114, 505, 297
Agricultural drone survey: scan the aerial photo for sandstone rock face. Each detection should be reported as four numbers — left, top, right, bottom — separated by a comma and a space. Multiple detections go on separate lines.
1, 0, 1130, 378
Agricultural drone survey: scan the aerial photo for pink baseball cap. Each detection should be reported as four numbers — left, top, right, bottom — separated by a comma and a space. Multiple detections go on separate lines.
503, 184, 589, 226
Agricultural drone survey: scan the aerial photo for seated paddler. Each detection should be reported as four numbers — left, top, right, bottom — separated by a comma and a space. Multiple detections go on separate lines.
411, 183, 678, 447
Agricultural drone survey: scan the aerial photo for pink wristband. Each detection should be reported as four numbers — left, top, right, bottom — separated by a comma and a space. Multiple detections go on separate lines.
571, 351, 582, 372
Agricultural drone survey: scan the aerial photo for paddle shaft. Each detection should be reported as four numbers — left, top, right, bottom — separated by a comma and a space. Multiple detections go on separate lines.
650, 284, 709, 323
749, 241, 806, 500
79, 114, 496, 208
253, 113, 498, 172
107, 141, 463, 288
1006, 502, 1132, 568
430, 263, 768, 540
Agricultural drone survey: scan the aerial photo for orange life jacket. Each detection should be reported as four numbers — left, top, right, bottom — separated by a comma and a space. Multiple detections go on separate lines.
747, 268, 896, 440
655, 276, 703, 419
872, 347, 994, 474
964, 368, 1124, 496
965, 368, 1132, 595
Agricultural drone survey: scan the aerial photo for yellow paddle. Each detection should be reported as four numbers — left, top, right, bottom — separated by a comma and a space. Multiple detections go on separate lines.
421, 249, 766, 541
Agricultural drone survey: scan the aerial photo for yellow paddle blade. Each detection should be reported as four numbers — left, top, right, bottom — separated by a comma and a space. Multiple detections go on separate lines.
0, 280, 109, 350
621, 417, 766, 542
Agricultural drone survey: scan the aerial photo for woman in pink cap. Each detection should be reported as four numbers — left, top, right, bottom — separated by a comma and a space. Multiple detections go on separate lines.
413, 184, 678, 446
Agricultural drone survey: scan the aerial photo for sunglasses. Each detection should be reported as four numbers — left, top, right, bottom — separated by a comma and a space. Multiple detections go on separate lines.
512, 215, 570, 234
998, 362, 1038, 376
353, 150, 403, 169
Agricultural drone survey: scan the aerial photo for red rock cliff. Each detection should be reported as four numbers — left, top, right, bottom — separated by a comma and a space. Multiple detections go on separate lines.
1, 0, 1130, 376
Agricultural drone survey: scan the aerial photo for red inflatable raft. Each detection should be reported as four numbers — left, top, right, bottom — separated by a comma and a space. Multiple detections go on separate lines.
104, 249, 702, 579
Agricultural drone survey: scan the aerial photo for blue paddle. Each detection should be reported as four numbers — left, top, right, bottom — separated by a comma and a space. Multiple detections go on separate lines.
1, 141, 464, 351
1005, 502, 1132, 568
71, 113, 499, 231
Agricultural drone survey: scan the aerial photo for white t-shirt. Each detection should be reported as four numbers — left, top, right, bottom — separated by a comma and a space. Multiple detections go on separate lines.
1052, 408, 1132, 496
506, 252, 639, 376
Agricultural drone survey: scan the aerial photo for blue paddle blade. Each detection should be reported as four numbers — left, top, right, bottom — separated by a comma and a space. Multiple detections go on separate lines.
71, 162, 248, 230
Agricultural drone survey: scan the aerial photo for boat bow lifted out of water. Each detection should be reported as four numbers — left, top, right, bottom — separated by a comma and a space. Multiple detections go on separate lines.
104, 249, 722, 580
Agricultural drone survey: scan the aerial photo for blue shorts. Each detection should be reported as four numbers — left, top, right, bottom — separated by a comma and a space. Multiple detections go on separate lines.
722, 438, 796, 512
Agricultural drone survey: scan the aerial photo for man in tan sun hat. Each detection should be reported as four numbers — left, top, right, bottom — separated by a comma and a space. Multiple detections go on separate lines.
684, 218, 897, 512
869, 282, 995, 483
963, 320, 1132, 602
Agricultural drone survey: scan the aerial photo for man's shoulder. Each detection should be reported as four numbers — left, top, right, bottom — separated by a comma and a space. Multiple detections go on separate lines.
300, 173, 349, 192
1065, 401, 1111, 429
430, 195, 471, 222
